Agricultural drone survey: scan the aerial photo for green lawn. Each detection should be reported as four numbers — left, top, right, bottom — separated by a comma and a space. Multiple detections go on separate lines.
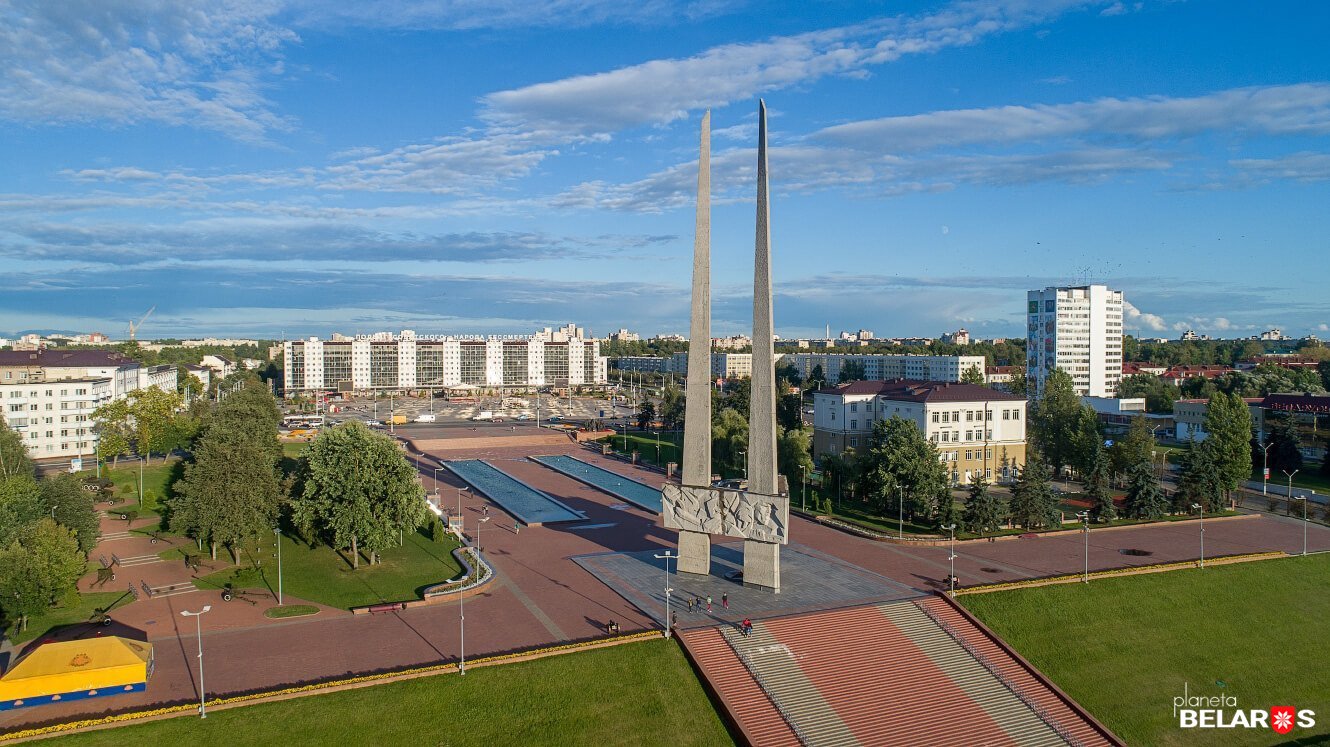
602, 431, 687, 471
100, 458, 181, 517
197, 527, 464, 610
4, 591, 125, 645
1253, 468, 1330, 494
42, 639, 733, 747
962, 554, 1330, 746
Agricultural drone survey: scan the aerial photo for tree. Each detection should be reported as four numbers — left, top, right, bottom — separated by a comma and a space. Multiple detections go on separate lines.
1069, 406, 1102, 477
91, 397, 133, 468
1007, 453, 1061, 530
0, 420, 34, 480
711, 408, 748, 479
1109, 416, 1157, 477
292, 423, 426, 568
1264, 414, 1303, 474
838, 360, 867, 383
1176, 440, 1225, 513
1029, 369, 1092, 478
636, 399, 656, 431
659, 385, 685, 431
1122, 459, 1168, 519
0, 475, 44, 549
961, 365, 986, 385
1203, 391, 1252, 502
807, 364, 826, 391
776, 428, 814, 499
39, 474, 101, 555
1320, 360, 1330, 391
776, 393, 803, 432
935, 493, 964, 533
127, 387, 184, 464
172, 420, 284, 561
1116, 374, 1178, 414
962, 475, 1006, 536
853, 417, 950, 521
1007, 368, 1028, 397
1084, 443, 1116, 522
0, 519, 85, 632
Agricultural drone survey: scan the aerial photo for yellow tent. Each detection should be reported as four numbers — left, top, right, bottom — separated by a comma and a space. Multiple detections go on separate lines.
0, 637, 153, 711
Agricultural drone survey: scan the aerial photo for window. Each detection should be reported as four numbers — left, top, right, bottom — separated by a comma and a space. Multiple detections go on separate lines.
850, 420, 857, 430
849, 437, 858, 447
1003, 410, 1010, 420
941, 412, 949, 423
952, 411, 960, 421
986, 430, 993, 440
931, 412, 939, 423
850, 402, 857, 412
965, 450, 972, 460
1013, 410, 1020, 420
966, 411, 973, 422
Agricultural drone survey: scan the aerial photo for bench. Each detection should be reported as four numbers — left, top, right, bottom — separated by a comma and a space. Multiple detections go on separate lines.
368, 602, 406, 614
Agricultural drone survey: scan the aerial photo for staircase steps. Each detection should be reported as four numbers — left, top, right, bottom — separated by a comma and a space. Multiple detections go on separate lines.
677, 628, 801, 746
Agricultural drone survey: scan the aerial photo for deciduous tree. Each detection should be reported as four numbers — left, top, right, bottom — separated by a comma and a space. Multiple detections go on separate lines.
39, 474, 101, 555
1203, 392, 1252, 502
0, 420, 34, 480
854, 417, 949, 521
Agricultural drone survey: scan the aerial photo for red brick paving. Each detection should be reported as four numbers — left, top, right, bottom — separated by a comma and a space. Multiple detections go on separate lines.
3, 436, 1325, 734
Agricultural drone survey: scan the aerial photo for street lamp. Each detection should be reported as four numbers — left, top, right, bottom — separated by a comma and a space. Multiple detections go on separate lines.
1192, 503, 1205, 568
1076, 511, 1090, 583
941, 523, 956, 595
1293, 495, 1309, 556
737, 450, 747, 480
1260, 442, 1272, 495
273, 527, 283, 605
50, 505, 57, 521
800, 464, 808, 511
652, 550, 675, 638
180, 605, 213, 718
897, 485, 905, 539
1284, 469, 1299, 504
476, 516, 490, 553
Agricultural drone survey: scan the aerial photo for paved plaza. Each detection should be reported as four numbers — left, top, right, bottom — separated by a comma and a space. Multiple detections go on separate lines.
576, 542, 922, 629
3, 433, 1328, 735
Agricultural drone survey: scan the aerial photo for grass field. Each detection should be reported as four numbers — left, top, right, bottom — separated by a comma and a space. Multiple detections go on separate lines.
197, 527, 464, 609
4, 591, 125, 645
41, 639, 733, 747
962, 554, 1330, 746
101, 458, 181, 517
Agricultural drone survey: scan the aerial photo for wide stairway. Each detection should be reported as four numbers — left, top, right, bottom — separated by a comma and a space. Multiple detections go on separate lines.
679, 599, 1117, 746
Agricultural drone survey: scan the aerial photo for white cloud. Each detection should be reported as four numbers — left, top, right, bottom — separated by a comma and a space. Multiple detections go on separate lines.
1124, 301, 1168, 331
286, 0, 745, 31
0, 0, 297, 143
480, 0, 1099, 135
815, 83, 1330, 152
1230, 152, 1330, 184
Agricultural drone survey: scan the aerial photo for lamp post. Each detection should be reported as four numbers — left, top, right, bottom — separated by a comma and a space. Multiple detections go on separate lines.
800, 464, 808, 511
1192, 503, 1205, 568
180, 605, 212, 718
1284, 469, 1299, 503
941, 523, 956, 595
653, 431, 661, 466
273, 527, 283, 605
476, 516, 490, 553
1293, 495, 1309, 556
1076, 511, 1090, 583
1260, 442, 1272, 495
897, 485, 905, 539
50, 505, 57, 521
432, 466, 442, 501
737, 450, 747, 480
652, 550, 675, 638
459, 533, 467, 675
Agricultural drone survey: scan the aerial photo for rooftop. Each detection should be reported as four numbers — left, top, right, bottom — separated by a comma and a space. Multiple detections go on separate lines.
0, 349, 139, 369
817, 379, 1024, 403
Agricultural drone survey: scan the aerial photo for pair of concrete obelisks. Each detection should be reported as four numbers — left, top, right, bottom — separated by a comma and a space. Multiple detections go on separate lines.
667, 101, 787, 592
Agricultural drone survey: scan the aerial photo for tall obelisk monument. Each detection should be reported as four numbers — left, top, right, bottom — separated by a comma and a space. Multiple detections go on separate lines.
677, 110, 713, 576
744, 100, 781, 590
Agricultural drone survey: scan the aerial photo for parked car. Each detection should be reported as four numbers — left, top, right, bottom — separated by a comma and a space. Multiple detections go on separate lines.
364, 419, 384, 428
414, 413, 437, 423
516, 414, 532, 421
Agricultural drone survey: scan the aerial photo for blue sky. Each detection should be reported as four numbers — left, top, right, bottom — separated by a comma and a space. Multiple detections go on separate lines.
2, 0, 1328, 340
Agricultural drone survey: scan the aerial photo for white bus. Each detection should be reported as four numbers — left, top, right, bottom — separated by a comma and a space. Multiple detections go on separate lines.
282, 414, 326, 430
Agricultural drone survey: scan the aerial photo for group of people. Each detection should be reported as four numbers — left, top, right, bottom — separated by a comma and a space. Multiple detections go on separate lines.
684, 592, 730, 614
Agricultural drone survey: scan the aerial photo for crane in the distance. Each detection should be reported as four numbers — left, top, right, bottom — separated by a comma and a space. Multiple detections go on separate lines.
127, 306, 155, 342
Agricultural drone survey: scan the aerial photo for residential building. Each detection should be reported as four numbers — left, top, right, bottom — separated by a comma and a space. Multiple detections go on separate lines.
650, 333, 687, 342
711, 335, 751, 351
607, 328, 640, 342
181, 338, 259, 347
1026, 284, 1124, 398
1179, 329, 1210, 341
942, 328, 970, 345
812, 380, 1027, 485
666, 353, 760, 379
283, 326, 607, 394
1173, 397, 1267, 443
1258, 328, 1288, 341
1081, 396, 1157, 434
199, 354, 237, 379
1121, 362, 1167, 376
181, 364, 212, 392
611, 356, 669, 374
784, 353, 987, 385
0, 349, 173, 462
985, 365, 1017, 391
1160, 365, 1235, 387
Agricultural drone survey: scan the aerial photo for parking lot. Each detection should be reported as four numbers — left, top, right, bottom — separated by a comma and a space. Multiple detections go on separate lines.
307, 392, 634, 427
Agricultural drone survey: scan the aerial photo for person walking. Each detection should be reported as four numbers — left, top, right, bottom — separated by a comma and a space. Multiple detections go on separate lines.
687, 597, 694, 613
706, 595, 712, 613
722, 593, 729, 610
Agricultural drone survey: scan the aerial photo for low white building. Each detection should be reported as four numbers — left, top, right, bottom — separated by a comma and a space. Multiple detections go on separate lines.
784, 353, 987, 385
1, 378, 114, 461
200, 354, 237, 378
813, 380, 1027, 485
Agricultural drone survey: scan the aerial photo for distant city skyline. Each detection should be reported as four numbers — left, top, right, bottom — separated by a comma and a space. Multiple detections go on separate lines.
2, 1, 1327, 339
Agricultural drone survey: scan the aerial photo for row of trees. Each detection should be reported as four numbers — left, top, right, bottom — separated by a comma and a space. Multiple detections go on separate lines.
0, 423, 100, 632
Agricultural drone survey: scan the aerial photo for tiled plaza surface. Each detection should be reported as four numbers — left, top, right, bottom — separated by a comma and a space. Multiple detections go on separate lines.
576, 542, 921, 629
3, 434, 1327, 733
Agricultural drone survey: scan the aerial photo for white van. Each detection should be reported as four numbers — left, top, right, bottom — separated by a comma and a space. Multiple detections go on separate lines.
414, 413, 438, 423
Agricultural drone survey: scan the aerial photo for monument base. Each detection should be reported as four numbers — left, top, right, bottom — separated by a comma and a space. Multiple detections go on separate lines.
677, 530, 711, 576
742, 539, 780, 592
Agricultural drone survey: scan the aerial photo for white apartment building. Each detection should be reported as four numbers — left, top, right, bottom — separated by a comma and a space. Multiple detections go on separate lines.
1026, 285, 1124, 398
0, 349, 168, 462
666, 352, 759, 379
812, 380, 1027, 485
611, 357, 669, 374
284, 326, 608, 394
783, 354, 987, 385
